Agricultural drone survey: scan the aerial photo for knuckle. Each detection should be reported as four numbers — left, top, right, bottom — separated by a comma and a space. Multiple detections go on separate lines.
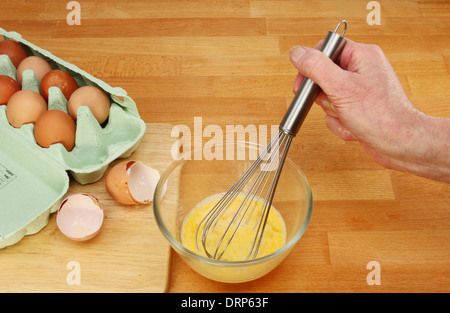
369, 44, 385, 59
363, 43, 386, 61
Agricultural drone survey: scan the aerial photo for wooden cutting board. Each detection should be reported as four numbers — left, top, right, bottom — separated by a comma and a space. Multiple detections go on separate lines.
0, 123, 177, 293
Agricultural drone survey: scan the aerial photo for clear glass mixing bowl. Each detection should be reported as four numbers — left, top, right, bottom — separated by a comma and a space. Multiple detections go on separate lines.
153, 141, 313, 283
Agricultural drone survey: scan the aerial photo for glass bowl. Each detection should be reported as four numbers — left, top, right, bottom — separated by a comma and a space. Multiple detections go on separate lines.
153, 141, 313, 283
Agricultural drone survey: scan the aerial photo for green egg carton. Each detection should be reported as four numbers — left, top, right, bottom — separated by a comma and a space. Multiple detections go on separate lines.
0, 28, 146, 249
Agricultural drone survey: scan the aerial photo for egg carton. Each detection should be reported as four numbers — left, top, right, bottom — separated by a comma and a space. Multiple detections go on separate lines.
0, 28, 146, 249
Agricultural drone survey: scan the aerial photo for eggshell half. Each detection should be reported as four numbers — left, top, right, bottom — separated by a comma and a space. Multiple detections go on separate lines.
56, 193, 104, 241
105, 160, 166, 205
127, 161, 162, 204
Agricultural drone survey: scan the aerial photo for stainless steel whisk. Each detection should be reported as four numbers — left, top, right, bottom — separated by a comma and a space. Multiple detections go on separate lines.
196, 20, 348, 260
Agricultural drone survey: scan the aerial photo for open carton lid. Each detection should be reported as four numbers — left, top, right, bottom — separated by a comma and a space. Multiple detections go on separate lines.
0, 124, 68, 248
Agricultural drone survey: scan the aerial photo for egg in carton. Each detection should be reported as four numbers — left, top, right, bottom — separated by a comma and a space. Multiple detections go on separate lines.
0, 28, 146, 248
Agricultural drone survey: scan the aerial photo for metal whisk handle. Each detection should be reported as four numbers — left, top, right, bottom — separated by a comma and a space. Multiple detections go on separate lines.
279, 20, 348, 137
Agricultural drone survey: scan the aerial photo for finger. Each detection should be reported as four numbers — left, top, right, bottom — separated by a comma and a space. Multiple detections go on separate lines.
314, 40, 324, 50
291, 40, 324, 94
315, 92, 338, 117
292, 72, 303, 94
334, 38, 357, 70
289, 46, 348, 96
325, 115, 357, 141
336, 39, 385, 72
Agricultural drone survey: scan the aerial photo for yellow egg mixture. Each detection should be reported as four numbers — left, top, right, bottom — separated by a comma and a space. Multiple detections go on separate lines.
181, 193, 286, 261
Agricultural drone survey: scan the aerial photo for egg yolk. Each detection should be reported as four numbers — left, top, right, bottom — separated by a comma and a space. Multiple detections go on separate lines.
181, 193, 286, 261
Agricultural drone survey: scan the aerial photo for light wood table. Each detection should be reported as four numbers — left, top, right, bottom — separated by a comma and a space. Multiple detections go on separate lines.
1, 0, 449, 292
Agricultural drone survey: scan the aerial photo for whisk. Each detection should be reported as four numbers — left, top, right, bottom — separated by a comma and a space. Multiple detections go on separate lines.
196, 20, 348, 260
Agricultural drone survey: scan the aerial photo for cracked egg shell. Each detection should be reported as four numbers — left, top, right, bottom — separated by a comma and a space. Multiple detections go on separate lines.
105, 160, 166, 205
56, 193, 104, 241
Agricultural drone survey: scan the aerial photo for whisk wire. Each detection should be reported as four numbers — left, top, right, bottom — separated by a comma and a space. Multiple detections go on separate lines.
248, 133, 292, 259
199, 137, 278, 259
195, 135, 279, 252
195, 141, 268, 255
196, 131, 293, 260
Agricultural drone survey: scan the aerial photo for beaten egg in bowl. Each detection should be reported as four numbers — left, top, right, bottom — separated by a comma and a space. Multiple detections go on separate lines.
181, 193, 287, 261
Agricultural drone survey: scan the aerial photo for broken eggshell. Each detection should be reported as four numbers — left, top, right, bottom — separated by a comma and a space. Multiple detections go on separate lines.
105, 160, 166, 205
56, 193, 104, 241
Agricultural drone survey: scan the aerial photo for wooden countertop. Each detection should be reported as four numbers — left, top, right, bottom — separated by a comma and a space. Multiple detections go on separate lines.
1, 0, 449, 292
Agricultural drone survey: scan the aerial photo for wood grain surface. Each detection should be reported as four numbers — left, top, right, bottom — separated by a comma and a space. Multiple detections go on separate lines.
1, 0, 449, 293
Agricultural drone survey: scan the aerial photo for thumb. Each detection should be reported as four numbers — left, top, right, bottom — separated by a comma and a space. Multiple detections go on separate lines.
289, 46, 346, 95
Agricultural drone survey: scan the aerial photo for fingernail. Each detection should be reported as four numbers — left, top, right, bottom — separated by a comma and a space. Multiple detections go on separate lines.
289, 46, 306, 63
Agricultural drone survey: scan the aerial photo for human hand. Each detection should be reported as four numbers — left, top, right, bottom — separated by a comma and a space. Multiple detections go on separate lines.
289, 39, 450, 182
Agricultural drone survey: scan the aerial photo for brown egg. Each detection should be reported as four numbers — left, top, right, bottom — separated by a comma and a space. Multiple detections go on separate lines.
0, 75, 20, 105
0, 39, 28, 68
6, 89, 47, 128
16, 56, 53, 85
68, 85, 110, 124
40, 69, 79, 101
34, 110, 76, 151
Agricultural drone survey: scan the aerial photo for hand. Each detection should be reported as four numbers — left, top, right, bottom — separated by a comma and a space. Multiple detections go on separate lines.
289, 39, 450, 182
